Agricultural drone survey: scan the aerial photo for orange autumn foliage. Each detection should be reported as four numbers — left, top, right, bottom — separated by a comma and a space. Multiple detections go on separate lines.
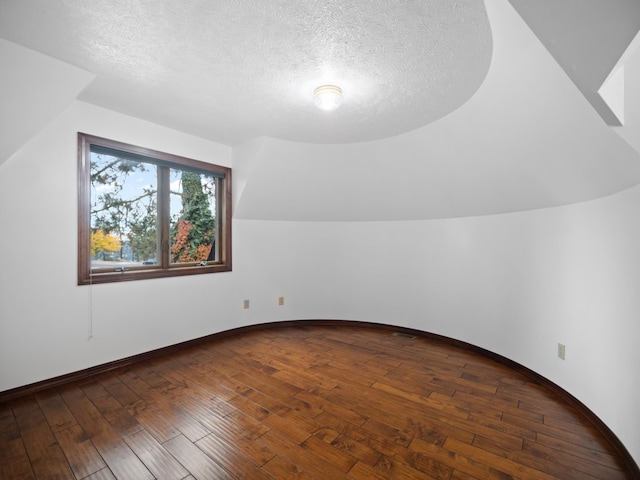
171, 219, 211, 263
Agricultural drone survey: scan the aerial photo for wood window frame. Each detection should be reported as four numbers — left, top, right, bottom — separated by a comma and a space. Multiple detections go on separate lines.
78, 133, 232, 285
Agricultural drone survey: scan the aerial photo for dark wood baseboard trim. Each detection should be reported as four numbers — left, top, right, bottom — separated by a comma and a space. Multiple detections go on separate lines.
0, 322, 270, 404
2, 319, 638, 476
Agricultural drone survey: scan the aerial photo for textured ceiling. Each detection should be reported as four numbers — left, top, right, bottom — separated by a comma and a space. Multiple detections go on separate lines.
0, 0, 492, 145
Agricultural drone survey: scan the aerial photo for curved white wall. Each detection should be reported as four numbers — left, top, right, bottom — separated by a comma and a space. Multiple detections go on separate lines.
234, 188, 640, 464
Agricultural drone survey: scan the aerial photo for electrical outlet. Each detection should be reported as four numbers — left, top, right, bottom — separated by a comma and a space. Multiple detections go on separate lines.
557, 343, 566, 360
243, 299, 250, 309
278, 296, 285, 306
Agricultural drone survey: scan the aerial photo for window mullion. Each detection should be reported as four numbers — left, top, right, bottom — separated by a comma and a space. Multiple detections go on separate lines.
157, 166, 171, 269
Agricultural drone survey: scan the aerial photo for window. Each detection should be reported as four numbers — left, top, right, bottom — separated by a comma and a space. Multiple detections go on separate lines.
78, 133, 231, 284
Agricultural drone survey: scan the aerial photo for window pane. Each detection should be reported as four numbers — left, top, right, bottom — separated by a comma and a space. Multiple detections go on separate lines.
169, 168, 217, 264
90, 152, 158, 270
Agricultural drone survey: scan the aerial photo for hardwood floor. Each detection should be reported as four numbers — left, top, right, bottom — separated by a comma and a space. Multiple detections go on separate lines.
1, 324, 637, 479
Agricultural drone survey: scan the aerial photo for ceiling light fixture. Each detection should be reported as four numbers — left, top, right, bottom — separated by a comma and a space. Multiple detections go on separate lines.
314, 85, 343, 111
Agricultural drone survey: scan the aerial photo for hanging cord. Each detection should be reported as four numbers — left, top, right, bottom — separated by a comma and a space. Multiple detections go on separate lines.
88, 271, 94, 340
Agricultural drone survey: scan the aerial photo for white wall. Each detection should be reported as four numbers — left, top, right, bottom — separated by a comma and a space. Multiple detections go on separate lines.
0, 101, 237, 389
1, 97, 640, 467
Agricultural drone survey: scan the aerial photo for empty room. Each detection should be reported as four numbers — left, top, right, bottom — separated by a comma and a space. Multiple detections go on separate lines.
1, 0, 640, 478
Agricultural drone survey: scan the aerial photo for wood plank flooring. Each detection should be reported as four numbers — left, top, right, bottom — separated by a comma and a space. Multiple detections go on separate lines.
1, 325, 636, 479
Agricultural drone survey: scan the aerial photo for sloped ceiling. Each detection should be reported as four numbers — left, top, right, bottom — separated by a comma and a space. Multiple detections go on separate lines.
0, 39, 94, 164
508, 0, 640, 126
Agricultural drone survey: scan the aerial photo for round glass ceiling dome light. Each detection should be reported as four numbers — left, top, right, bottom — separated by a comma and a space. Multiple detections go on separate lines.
313, 84, 343, 111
